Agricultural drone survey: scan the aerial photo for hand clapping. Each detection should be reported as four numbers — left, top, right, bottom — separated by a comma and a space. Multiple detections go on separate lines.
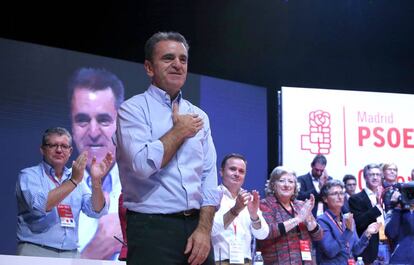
89, 152, 113, 187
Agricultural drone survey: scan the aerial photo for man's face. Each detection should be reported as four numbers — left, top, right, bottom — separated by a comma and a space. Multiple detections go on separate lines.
221, 157, 246, 193
144, 40, 188, 98
383, 165, 398, 183
40, 134, 72, 169
364, 167, 382, 190
311, 162, 326, 179
345, 179, 357, 195
71, 87, 117, 168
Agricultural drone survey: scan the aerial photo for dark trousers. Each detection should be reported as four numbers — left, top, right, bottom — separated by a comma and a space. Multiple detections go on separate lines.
126, 210, 214, 265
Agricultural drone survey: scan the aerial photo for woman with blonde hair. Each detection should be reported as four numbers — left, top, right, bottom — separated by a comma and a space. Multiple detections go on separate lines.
257, 166, 323, 265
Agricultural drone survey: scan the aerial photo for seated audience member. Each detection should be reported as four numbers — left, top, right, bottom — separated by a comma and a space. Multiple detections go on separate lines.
349, 163, 384, 265
257, 166, 323, 265
212, 154, 269, 265
297, 154, 330, 217
316, 180, 379, 265
384, 188, 414, 264
342, 174, 357, 213
16, 127, 111, 258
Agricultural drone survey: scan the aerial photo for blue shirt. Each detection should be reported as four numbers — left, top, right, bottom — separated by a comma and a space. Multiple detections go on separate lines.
115, 85, 220, 213
16, 161, 108, 250
316, 209, 369, 265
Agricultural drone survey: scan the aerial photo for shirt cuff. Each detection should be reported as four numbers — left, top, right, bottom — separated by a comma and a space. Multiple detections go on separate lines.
146, 140, 164, 170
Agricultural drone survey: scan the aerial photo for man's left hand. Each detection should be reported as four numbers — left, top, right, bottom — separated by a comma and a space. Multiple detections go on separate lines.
247, 190, 260, 218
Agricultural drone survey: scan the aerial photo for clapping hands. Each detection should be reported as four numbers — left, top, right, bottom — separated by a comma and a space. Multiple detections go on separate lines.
90, 152, 113, 186
298, 194, 315, 223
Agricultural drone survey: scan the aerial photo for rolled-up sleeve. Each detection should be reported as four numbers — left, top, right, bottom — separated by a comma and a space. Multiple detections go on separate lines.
79, 182, 108, 218
116, 97, 164, 179
17, 169, 49, 216
251, 211, 270, 240
200, 116, 220, 207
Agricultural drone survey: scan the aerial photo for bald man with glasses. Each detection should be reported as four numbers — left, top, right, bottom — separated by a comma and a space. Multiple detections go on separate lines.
16, 127, 112, 258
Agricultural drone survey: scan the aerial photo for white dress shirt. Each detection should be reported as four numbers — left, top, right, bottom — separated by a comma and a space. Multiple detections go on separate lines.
211, 185, 269, 261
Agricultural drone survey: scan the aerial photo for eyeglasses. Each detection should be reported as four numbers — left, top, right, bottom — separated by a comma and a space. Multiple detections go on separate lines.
367, 173, 381, 177
328, 191, 345, 197
386, 168, 397, 172
277, 179, 295, 185
44, 143, 72, 151
346, 183, 357, 186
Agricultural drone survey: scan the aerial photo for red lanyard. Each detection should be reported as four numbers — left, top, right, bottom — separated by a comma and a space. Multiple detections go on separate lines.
326, 211, 343, 233
43, 164, 60, 187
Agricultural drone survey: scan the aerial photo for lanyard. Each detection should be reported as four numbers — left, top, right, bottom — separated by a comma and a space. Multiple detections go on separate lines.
325, 211, 344, 233
325, 211, 352, 257
43, 164, 61, 187
278, 200, 303, 237
278, 201, 295, 218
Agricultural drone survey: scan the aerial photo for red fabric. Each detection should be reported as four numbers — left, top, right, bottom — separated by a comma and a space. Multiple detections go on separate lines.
118, 193, 128, 261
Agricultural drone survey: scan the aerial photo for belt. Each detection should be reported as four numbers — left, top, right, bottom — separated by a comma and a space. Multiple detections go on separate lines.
19, 242, 77, 252
168, 209, 200, 217
127, 209, 200, 217
220, 258, 250, 264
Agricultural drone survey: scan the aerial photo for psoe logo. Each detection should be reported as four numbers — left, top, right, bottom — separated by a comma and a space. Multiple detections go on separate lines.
301, 110, 331, 154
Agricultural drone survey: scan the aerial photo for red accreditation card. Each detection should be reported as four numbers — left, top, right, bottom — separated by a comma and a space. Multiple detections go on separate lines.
57, 204, 75, 228
299, 240, 312, 261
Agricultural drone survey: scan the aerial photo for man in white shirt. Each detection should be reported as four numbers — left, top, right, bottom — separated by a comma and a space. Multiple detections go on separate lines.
212, 154, 269, 265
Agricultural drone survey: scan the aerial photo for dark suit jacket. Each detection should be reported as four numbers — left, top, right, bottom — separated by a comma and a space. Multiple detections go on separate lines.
342, 194, 350, 214
349, 190, 382, 264
297, 173, 327, 217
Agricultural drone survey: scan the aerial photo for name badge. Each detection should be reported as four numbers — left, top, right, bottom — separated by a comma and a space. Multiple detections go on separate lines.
300, 240, 312, 261
57, 204, 75, 228
229, 238, 245, 264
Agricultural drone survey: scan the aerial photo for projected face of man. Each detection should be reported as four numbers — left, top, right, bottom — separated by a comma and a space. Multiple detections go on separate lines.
71, 87, 117, 168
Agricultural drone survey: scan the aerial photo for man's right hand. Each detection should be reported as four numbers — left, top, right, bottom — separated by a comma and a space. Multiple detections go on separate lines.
172, 102, 203, 138
233, 190, 250, 214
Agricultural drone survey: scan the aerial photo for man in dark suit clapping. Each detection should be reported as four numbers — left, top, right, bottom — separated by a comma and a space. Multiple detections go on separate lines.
297, 154, 330, 217
349, 163, 383, 265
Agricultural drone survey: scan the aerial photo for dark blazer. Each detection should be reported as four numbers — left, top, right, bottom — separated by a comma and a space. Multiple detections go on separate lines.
349, 190, 382, 264
342, 194, 350, 214
297, 173, 327, 217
